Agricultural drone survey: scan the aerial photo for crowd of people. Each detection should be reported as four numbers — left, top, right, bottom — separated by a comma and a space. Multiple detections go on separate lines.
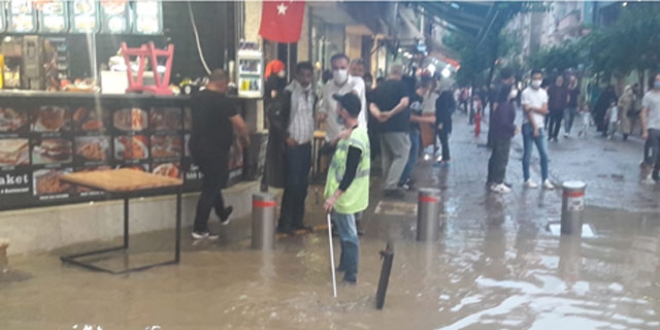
184, 54, 660, 285
258, 54, 460, 284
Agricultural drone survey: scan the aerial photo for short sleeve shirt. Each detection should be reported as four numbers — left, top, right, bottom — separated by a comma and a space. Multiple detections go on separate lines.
190, 90, 238, 152
643, 91, 660, 130
521, 87, 548, 128
373, 79, 411, 133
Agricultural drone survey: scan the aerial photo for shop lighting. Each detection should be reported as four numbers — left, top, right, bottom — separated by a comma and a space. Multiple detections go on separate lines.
427, 63, 437, 74
441, 67, 451, 78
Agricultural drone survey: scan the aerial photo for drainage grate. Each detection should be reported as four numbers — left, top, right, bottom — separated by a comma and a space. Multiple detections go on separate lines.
373, 201, 418, 216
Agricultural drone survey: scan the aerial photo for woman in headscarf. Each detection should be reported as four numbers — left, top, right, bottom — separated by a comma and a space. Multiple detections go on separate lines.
264, 60, 287, 102
261, 60, 287, 191
594, 85, 617, 135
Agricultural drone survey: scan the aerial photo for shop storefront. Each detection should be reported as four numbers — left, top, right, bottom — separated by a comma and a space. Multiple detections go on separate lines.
0, 1, 262, 213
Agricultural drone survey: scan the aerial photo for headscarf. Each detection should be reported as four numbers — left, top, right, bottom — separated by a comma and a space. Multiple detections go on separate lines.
265, 60, 285, 79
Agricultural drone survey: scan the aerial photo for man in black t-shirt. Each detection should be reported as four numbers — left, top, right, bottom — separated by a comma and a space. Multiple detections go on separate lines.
369, 65, 411, 199
189, 69, 249, 240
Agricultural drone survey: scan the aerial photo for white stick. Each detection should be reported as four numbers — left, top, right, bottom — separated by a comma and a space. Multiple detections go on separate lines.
327, 213, 338, 298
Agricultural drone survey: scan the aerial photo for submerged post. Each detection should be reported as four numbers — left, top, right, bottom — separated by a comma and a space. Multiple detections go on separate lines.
376, 242, 394, 310
251, 193, 277, 250
417, 188, 441, 241
561, 181, 586, 235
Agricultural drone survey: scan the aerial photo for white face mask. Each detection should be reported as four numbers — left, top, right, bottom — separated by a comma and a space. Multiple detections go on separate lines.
509, 89, 518, 100
277, 70, 286, 78
531, 80, 542, 89
333, 69, 348, 85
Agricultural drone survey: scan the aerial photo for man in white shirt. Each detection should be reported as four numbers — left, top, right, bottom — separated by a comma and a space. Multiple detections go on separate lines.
521, 69, 554, 190
318, 54, 367, 143
641, 72, 660, 184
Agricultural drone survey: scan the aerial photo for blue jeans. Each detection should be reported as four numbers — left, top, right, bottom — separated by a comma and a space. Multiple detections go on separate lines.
564, 107, 577, 133
522, 123, 549, 181
333, 211, 359, 282
399, 130, 420, 185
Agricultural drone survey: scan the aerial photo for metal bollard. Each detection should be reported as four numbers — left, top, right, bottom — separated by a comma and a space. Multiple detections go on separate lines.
251, 193, 277, 250
561, 181, 586, 235
417, 188, 442, 241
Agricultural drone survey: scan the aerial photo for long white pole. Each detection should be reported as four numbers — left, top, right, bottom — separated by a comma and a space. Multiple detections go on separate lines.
327, 213, 338, 298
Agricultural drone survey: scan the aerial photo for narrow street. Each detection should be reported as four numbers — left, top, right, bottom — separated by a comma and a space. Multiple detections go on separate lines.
3, 114, 660, 329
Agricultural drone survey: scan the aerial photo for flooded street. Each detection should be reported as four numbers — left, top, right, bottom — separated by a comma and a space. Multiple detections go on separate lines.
2, 204, 660, 329
3, 119, 660, 330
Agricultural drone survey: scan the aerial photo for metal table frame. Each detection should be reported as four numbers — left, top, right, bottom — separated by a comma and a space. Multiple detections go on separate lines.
60, 186, 182, 275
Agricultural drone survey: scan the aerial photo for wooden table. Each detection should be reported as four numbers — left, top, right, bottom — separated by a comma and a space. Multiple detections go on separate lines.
59, 169, 184, 274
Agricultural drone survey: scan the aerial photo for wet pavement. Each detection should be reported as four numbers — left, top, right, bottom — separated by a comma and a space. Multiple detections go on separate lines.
2, 115, 660, 329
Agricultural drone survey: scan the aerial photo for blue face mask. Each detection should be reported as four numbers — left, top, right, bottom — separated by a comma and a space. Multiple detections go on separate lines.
655, 81, 660, 90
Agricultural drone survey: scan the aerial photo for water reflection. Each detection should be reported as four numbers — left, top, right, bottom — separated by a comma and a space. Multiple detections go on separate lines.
2, 204, 660, 329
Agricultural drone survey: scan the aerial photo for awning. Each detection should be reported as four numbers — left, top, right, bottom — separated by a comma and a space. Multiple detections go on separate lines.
412, 1, 496, 36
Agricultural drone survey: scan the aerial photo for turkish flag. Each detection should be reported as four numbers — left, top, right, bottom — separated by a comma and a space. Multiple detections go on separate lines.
259, 0, 306, 43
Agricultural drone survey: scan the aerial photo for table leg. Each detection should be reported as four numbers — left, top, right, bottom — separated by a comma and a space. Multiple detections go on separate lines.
175, 188, 182, 263
123, 198, 129, 249
61, 190, 182, 275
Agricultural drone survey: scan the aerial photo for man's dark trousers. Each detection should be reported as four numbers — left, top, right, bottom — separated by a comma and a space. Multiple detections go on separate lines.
278, 142, 312, 231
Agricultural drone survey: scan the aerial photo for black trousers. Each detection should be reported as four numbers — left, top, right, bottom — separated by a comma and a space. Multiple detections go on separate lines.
548, 110, 564, 139
437, 129, 451, 161
488, 138, 511, 184
193, 155, 228, 232
278, 143, 312, 231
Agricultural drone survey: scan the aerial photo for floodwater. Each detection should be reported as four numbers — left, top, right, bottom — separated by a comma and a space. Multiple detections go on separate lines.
2, 198, 660, 330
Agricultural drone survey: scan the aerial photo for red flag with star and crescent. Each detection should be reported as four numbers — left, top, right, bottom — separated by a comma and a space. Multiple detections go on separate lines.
259, 0, 306, 43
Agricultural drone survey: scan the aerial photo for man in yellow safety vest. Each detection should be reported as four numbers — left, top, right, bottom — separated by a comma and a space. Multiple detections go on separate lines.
323, 93, 370, 284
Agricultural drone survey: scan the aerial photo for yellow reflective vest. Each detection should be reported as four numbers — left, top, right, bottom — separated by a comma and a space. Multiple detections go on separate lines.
324, 127, 370, 214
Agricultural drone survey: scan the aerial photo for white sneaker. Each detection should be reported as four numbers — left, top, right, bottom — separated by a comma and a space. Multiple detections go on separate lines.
192, 231, 220, 240
543, 179, 555, 190
642, 177, 656, 185
564, 133, 569, 138
490, 183, 512, 194
523, 179, 538, 188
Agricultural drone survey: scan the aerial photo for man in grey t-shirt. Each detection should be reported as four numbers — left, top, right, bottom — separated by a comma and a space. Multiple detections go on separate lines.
640, 72, 660, 183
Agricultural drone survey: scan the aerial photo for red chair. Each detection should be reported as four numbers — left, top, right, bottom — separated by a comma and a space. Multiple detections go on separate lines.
121, 42, 174, 95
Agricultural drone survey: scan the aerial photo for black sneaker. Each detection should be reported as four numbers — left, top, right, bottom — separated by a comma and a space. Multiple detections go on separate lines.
384, 189, 405, 199
192, 231, 220, 240
292, 224, 313, 232
400, 179, 416, 191
217, 206, 233, 226
277, 227, 295, 235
